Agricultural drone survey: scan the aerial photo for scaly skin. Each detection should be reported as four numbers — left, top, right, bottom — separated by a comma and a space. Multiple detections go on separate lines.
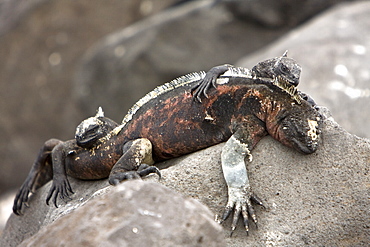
13, 59, 321, 236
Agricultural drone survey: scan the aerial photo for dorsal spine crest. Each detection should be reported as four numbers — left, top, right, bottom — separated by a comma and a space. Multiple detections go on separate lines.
221, 66, 252, 78
121, 71, 206, 126
272, 76, 303, 104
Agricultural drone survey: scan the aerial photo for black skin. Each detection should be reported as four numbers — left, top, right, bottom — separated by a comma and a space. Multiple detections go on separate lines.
13, 61, 321, 236
299, 92, 317, 107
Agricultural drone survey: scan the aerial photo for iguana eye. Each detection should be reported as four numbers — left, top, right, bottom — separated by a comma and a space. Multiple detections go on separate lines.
86, 125, 100, 134
280, 64, 289, 73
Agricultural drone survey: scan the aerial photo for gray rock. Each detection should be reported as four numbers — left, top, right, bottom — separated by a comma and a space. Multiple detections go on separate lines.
2, 114, 369, 246
224, 0, 354, 27
17, 181, 225, 247
237, 1, 370, 139
1, 178, 110, 246
0, 0, 48, 36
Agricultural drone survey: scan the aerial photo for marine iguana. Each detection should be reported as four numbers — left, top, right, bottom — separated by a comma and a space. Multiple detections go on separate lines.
13, 55, 322, 235
192, 50, 301, 102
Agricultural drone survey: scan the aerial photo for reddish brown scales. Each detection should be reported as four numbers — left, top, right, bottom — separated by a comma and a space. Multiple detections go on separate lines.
120, 80, 289, 160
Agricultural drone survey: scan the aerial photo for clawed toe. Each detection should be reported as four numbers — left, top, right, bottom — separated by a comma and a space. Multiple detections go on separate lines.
138, 165, 161, 180
251, 194, 265, 209
13, 186, 32, 215
218, 187, 265, 236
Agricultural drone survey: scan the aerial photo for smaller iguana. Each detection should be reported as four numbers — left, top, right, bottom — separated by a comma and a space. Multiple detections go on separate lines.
192, 50, 302, 102
13, 53, 321, 236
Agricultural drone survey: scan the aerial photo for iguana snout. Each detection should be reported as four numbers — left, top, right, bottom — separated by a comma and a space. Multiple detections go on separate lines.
271, 107, 322, 154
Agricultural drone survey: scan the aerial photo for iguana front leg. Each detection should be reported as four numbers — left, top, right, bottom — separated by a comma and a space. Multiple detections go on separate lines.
109, 138, 160, 185
192, 65, 230, 102
46, 141, 74, 207
219, 127, 264, 235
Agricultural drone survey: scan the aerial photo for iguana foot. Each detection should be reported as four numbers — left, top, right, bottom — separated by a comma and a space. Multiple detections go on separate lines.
109, 164, 161, 185
46, 177, 74, 208
218, 186, 264, 236
13, 183, 32, 216
137, 163, 162, 179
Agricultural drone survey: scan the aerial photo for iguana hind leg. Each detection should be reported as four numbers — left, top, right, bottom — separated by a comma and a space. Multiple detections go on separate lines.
109, 138, 159, 185
13, 139, 62, 215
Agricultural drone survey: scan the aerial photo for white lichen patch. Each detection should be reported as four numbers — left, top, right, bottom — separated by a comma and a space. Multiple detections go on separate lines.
221, 135, 252, 188
216, 66, 252, 84
232, 135, 253, 162
216, 78, 229, 84
132, 138, 154, 166
204, 111, 214, 121
307, 119, 318, 141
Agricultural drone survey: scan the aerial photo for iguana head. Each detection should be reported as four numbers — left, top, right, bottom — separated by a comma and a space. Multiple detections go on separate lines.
252, 51, 301, 87
268, 104, 323, 154
75, 107, 119, 149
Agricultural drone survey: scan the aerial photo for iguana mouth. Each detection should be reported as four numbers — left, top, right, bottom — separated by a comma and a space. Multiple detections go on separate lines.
272, 75, 302, 104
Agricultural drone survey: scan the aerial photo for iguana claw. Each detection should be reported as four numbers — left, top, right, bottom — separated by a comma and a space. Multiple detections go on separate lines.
13, 183, 31, 215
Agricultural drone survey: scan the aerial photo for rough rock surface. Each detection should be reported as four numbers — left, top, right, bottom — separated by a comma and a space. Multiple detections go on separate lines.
17, 181, 225, 247
237, 1, 370, 139
1, 114, 369, 246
